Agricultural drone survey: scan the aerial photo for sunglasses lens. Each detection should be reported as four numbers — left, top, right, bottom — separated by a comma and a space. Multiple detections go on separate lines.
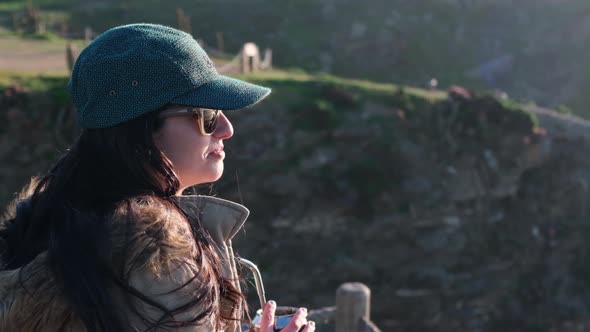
199, 109, 219, 134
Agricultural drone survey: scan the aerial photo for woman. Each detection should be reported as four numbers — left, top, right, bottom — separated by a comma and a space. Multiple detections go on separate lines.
0, 23, 314, 332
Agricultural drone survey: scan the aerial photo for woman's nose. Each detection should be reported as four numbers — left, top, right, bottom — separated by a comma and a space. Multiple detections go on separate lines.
213, 112, 234, 139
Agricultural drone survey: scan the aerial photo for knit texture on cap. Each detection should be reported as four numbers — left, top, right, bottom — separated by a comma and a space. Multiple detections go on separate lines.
67, 23, 270, 128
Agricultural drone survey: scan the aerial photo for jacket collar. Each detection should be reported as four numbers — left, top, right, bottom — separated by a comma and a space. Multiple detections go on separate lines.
176, 195, 249, 245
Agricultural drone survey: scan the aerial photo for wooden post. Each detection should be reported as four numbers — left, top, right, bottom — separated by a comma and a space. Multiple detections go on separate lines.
260, 48, 272, 70
176, 7, 192, 35
66, 43, 77, 73
60, 21, 68, 38
336, 282, 371, 332
12, 12, 19, 32
84, 26, 93, 41
216, 31, 224, 53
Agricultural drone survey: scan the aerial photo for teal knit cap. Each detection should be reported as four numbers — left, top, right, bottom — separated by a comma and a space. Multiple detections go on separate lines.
67, 23, 271, 128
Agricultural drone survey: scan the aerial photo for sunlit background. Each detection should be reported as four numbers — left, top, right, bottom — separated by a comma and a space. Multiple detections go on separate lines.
2, 1, 590, 331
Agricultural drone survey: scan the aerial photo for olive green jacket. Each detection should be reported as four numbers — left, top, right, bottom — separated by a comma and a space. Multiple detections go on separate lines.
0, 195, 249, 332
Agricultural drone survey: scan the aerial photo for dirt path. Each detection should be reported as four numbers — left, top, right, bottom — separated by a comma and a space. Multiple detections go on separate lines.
0, 35, 240, 74
0, 36, 74, 73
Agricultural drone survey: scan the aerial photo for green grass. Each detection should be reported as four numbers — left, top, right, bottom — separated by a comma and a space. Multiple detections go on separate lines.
0, 1, 25, 12
3, 67, 443, 103
236, 70, 447, 102
0, 70, 68, 98
0, 70, 67, 90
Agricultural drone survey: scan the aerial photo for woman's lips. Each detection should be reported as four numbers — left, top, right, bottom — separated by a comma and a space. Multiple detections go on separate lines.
208, 147, 225, 159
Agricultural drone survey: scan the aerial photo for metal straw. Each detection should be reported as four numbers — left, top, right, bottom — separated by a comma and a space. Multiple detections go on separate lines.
237, 257, 267, 310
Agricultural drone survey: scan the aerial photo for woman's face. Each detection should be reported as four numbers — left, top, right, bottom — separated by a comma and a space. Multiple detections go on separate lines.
153, 108, 234, 194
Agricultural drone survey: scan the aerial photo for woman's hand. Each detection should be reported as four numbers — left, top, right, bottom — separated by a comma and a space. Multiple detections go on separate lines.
259, 300, 316, 332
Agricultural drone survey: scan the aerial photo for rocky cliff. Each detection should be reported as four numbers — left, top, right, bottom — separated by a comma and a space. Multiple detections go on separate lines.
2, 72, 590, 331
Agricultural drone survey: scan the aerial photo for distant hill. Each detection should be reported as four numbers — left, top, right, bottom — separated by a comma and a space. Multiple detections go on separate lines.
2, 0, 590, 117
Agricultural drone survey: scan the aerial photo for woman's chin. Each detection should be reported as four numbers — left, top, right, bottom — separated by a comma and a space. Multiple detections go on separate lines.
182, 166, 224, 187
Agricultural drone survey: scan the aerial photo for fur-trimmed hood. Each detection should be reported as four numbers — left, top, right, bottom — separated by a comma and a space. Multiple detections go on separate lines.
0, 195, 249, 332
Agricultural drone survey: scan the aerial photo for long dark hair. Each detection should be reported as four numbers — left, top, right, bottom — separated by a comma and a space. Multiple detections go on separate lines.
0, 109, 243, 331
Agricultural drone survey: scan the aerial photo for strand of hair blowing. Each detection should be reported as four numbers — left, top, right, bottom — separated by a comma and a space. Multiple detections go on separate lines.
0, 111, 243, 331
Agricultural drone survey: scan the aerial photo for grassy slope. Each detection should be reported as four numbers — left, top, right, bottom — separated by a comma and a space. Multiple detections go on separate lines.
0, 68, 447, 103
0, 66, 446, 206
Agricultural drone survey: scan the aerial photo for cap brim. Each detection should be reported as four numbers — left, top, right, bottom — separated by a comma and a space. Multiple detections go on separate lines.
170, 75, 271, 110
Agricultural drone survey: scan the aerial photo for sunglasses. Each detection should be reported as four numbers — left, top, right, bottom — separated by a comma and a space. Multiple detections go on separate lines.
159, 107, 220, 136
